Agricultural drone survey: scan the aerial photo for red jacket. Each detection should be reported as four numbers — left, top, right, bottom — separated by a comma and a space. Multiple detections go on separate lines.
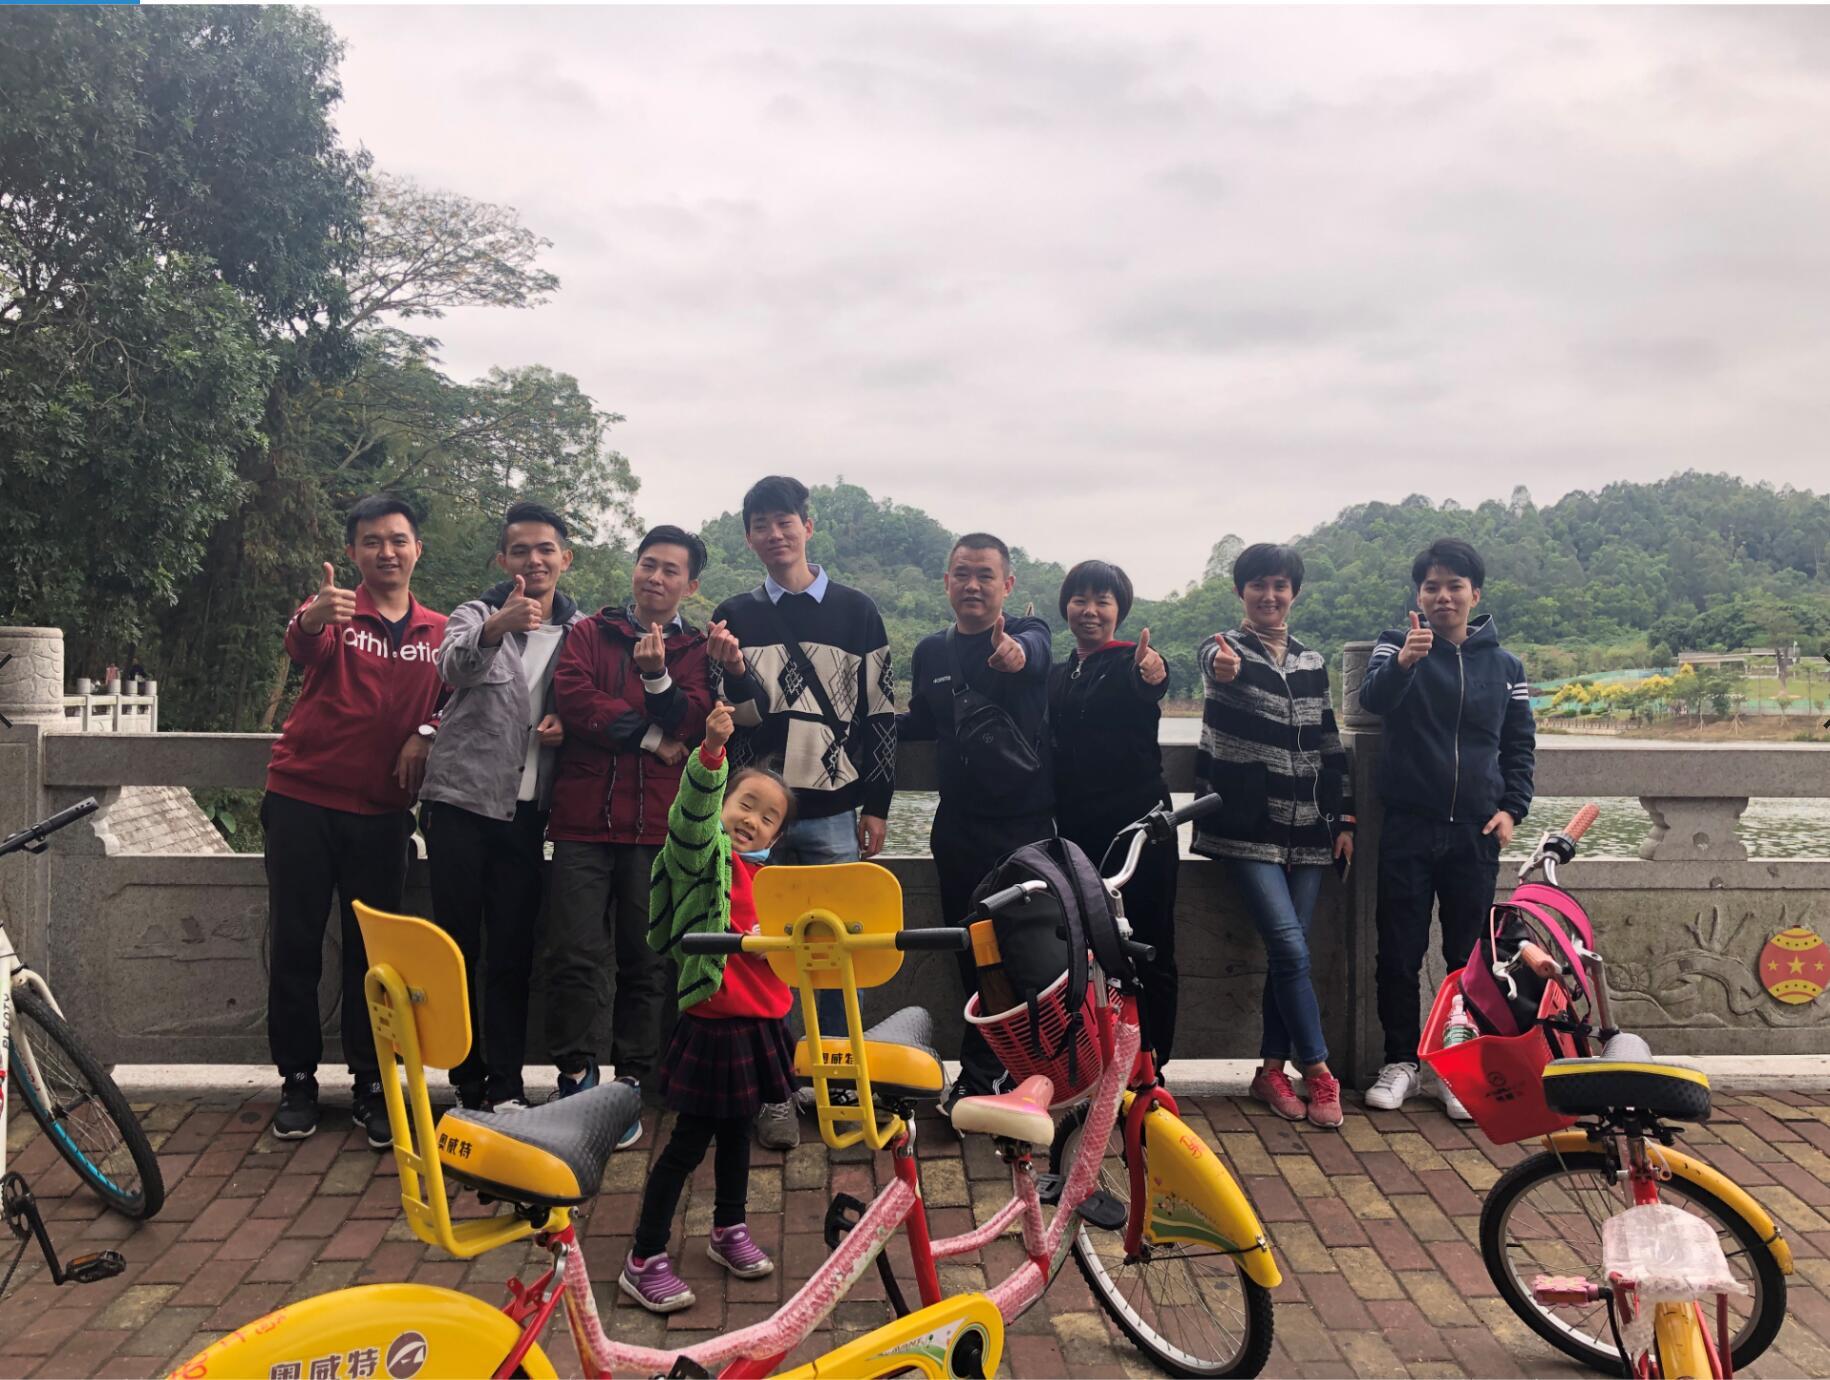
548, 607, 714, 845
266, 585, 448, 815
692, 854, 793, 1020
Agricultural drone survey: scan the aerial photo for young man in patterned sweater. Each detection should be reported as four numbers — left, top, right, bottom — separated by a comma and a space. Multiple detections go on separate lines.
708, 475, 897, 1148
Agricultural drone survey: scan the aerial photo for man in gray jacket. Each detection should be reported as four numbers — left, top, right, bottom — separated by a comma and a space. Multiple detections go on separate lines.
419, 501, 585, 1110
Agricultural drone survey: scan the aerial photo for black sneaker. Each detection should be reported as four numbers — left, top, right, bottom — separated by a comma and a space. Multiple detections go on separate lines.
456, 1080, 489, 1112
351, 1079, 393, 1151
273, 1073, 320, 1140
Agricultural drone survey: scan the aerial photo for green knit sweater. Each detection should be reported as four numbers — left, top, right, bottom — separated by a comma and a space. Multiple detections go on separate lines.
647, 748, 735, 1012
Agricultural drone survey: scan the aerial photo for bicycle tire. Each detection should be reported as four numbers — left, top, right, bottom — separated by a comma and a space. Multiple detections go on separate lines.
8, 987, 165, 1219
1051, 1105, 1274, 1379
1480, 1148, 1784, 1375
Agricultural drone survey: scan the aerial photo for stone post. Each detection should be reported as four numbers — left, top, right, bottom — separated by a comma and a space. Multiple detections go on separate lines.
0, 626, 61, 971
0, 626, 66, 728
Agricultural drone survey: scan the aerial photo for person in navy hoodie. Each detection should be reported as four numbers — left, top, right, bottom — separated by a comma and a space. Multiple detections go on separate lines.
263, 494, 449, 1147
1046, 560, 1178, 1070
1358, 538, 1536, 1118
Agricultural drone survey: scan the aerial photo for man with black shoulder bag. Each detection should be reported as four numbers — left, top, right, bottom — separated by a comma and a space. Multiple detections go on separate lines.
900, 533, 1055, 1105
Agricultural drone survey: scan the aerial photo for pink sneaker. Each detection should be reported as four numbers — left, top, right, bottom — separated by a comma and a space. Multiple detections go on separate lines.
619, 1251, 695, 1313
1249, 1068, 1307, 1121
1305, 1071, 1344, 1129
707, 1223, 774, 1279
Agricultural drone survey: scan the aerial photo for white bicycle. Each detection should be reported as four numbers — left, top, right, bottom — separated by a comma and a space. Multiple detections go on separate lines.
2, 798, 163, 1296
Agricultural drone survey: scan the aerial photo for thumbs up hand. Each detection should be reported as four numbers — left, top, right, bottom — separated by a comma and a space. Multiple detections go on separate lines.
986, 613, 1027, 673
1207, 631, 1242, 684
1133, 627, 1167, 686
302, 561, 357, 633
484, 575, 543, 645
1397, 609, 1435, 669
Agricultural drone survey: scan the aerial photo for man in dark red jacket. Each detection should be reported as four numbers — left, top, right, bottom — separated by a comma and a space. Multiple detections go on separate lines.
264, 494, 448, 1148
544, 525, 714, 1132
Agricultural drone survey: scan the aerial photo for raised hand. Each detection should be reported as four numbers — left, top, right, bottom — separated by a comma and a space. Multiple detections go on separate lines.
986, 614, 1027, 673
705, 619, 746, 675
704, 699, 734, 753
303, 561, 357, 633
1133, 627, 1167, 686
1397, 609, 1435, 669
1207, 631, 1242, 683
485, 575, 543, 644
633, 620, 667, 675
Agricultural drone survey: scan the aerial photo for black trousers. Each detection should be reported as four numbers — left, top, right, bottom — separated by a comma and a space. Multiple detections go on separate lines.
632, 1113, 750, 1258
263, 791, 415, 1083
543, 840, 664, 1080
424, 799, 548, 1101
1058, 797, 1180, 1069
931, 808, 1056, 1096
1375, 810, 1501, 1066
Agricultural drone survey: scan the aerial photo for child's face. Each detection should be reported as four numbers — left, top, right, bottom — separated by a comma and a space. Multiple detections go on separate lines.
723, 775, 791, 854
1417, 564, 1481, 634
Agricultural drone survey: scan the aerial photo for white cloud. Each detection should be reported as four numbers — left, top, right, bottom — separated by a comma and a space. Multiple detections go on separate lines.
328, 6, 1830, 595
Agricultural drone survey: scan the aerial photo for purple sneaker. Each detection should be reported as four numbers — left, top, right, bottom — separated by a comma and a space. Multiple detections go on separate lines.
707, 1223, 774, 1279
619, 1251, 695, 1314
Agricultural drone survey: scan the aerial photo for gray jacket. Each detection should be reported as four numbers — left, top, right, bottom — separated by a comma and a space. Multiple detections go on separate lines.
420, 583, 585, 821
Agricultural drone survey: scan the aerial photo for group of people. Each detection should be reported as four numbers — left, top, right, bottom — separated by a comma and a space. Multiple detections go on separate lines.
255, 477, 1534, 1310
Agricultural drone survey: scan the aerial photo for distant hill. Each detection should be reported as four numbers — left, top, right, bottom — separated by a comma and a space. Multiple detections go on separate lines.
672, 473, 1830, 700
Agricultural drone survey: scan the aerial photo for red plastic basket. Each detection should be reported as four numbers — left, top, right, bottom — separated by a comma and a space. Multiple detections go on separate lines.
965, 967, 1105, 1106
1420, 972, 1579, 1144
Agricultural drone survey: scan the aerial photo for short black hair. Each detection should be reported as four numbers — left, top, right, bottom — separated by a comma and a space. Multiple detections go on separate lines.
1233, 543, 1305, 597
1411, 538, 1485, 590
499, 500, 569, 552
345, 494, 419, 546
742, 476, 811, 530
950, 533, 1011, 572
637, 524, 708, 580
1059, 560, 1134, 624
731, 765, 799, 837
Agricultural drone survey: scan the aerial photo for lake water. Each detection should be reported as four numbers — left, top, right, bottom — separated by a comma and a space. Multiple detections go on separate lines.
881, 718, 1830, 859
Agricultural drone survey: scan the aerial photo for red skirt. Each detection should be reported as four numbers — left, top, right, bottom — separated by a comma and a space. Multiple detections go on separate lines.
653, 1013, 795, 1119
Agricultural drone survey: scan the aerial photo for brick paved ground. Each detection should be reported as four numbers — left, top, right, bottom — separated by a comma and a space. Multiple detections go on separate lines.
4, 1086, 1830, 1378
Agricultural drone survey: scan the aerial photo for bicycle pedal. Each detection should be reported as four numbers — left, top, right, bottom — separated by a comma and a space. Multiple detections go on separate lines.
1075, 1189, 1127, 1231
823, 1192, 868, 1250
65, 1251, 126, 1285
664, 1358, 712, 1379
1035, 1171, 1064, 1206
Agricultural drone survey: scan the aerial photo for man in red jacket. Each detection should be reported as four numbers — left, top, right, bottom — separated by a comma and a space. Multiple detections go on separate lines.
544, 525, 714, 1133
263, 494, 448, 1147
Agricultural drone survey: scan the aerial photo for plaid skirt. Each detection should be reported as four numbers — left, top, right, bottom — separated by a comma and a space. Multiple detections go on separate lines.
654, 1013, 796, 1119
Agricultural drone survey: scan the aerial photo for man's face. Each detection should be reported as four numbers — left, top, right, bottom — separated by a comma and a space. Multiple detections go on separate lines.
348, 513, 421, 592
631, 542, 699, 617
745, 509, 812, 573
497, 522, 573, 599
944, 546, 1014, 629
1418, 564, 1481, 632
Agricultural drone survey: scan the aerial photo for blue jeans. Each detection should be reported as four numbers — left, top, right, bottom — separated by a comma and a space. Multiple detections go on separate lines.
774, 810, 859, 1044
1229, 860, 1328, 1068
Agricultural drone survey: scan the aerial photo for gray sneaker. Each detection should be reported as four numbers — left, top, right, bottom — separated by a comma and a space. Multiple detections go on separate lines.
755, 1099, 800, 1150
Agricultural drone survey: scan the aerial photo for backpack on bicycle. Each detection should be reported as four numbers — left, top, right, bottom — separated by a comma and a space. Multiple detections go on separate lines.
967, 837, 1134, 1096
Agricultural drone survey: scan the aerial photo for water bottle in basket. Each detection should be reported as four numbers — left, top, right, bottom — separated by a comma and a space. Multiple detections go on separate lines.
1442, 993, 1479, 1048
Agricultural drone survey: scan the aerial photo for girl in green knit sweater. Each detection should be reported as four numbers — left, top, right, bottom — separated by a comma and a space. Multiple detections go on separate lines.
622, 700, 799, 1314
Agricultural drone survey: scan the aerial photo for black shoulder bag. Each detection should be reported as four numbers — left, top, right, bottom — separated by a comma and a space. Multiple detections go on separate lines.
945, 627, 1043, 806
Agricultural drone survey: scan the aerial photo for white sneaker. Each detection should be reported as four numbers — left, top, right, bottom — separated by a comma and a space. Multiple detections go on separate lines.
1439, 1083, 1474, 1122
1363, 1062, 1421, 1111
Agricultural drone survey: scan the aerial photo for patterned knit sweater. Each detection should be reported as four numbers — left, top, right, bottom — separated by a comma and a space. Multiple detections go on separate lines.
647, 748, 734, 1013
1192, 628, 1353, 867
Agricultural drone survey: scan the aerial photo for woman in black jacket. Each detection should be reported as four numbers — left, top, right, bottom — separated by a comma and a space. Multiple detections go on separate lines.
1047, 561, 1179, 1070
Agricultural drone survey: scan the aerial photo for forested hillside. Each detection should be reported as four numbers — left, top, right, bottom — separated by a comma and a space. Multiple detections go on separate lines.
678, 475, 1830, 701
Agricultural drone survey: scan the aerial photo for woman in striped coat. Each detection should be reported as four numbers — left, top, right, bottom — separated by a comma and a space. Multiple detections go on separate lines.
1192, 544, 1354, 1129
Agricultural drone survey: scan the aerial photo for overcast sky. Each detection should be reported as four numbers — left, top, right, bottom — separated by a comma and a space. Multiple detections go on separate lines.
327, 6, 1830, 595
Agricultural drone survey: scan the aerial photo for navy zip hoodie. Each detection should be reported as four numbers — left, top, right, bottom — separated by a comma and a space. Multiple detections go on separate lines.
1358, 613, 1536, 825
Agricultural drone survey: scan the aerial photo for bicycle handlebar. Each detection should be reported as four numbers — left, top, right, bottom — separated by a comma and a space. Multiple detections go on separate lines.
1169, 793, 1225, 828
679, 932, 746, 955
678, 926, 973, 956
0, 797, 100, 860
1562, 802, 1600, 842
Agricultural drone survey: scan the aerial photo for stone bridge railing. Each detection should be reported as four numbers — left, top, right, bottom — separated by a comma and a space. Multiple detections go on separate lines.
2, 627, 1826, 1081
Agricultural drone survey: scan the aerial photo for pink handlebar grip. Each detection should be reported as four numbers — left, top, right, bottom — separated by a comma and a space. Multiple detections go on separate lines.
1563, 803, 1600, 841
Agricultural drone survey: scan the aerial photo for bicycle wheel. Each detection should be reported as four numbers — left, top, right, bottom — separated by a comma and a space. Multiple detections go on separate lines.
1050, 1105, 1273, 1379
1480, 1148, 1785, 1375
8, 987, 164, 1219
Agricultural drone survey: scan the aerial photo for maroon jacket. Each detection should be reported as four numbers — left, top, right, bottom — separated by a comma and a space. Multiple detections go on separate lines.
548, 606, 714, 846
